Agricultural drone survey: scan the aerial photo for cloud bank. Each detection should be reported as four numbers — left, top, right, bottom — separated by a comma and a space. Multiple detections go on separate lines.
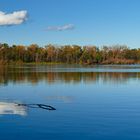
46, 24, 75, 31
0, 10, 28, 26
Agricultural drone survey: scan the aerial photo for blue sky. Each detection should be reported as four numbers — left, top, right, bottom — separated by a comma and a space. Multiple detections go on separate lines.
0, 0, 140, 48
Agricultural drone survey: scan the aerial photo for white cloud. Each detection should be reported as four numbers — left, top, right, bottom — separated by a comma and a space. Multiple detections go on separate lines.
0, 10, 28, 26
46, 24, 75, 31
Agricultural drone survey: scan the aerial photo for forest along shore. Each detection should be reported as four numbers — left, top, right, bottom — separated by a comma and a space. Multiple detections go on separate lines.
0, 43, 140, 65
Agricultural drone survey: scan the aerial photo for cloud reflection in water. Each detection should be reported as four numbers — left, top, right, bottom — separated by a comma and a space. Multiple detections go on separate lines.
0, 102, 56, 116
0, 102, 27, 116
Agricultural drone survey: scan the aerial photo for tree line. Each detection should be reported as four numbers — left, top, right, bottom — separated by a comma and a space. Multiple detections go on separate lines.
0, 43, 140, 64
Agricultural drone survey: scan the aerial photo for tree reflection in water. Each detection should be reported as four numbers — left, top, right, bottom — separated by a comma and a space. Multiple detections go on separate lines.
0, 65, 140, 85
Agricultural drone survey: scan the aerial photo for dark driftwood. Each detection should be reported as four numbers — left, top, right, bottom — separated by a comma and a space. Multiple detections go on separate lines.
17, 103, 56, 110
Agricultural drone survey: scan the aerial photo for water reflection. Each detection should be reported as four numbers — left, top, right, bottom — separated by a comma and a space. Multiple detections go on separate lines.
0, 65, 140, 85
46, 96, 74, 103
0, 102, 27, 116
0, 101, 56, 116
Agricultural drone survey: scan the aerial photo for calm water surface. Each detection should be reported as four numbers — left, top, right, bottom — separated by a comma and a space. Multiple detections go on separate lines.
0, 64, 140, 140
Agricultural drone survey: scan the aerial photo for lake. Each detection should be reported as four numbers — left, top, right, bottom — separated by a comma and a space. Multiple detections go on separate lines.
0, 64, 140, 140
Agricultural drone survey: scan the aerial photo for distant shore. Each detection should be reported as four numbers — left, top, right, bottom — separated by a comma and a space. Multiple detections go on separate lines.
0, 61, 139, 66
1, 43, 140, 65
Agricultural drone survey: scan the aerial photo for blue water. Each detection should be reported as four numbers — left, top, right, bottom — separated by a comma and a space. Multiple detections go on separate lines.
0, 65, 140, 140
